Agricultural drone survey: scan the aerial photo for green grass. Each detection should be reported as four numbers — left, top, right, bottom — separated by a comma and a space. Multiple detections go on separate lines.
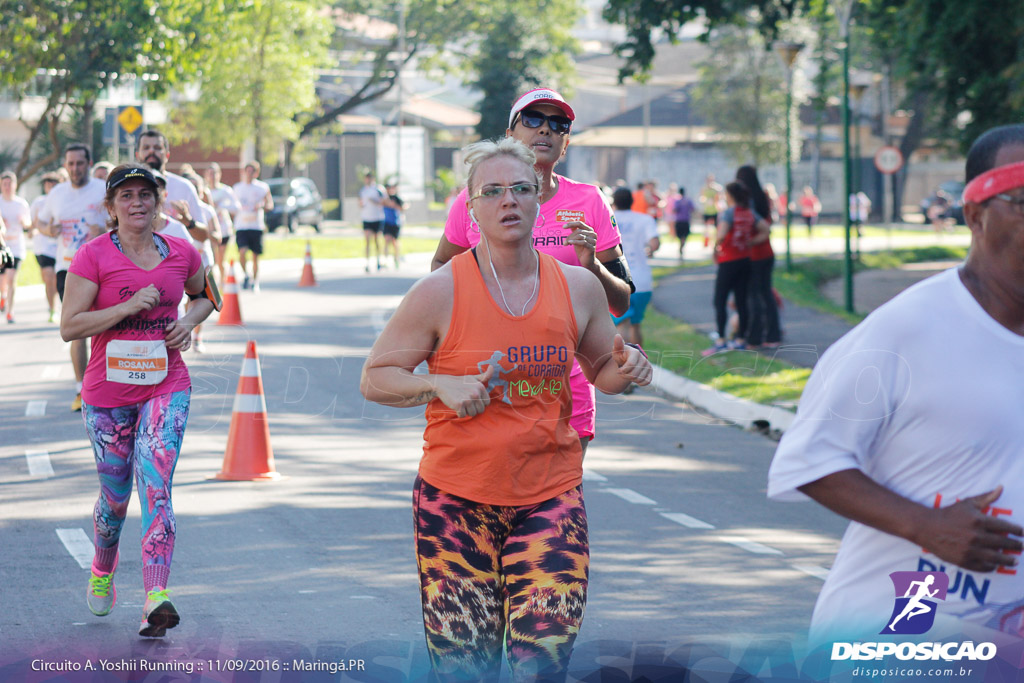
642, 308, 811, 406
14, 233, 443, 287
772, 245, 969, 323
644, 243, 967, 406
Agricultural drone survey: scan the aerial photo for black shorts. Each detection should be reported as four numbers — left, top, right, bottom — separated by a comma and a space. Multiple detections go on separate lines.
220, 235, 231, 247
363, 221, 382, 234
57, 270, 68, 301
674, 220, 691, 240
383, 222, 400, 238
236, 230, 264, 254
35, 254, 57, 269
0, 256, 21, 274
703, 213, 718, 226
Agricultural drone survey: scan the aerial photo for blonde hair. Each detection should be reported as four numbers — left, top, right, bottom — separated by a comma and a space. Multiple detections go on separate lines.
463, 138, 540, 196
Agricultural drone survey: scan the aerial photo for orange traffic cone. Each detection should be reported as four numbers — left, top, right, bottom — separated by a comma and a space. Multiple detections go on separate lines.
217, 260, 243, 326
298, 241, 317, 287
214, 341, 282, 481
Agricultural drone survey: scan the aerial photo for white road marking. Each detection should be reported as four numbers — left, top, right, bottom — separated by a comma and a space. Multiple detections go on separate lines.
660, 512, 715, 530
298, 590, 316, 594
42, 365, 63, 379
792, 564, 830, 580
25, 450, 54, 477
718, 536, 784, 555
350, 595, 376, 599
605, 488, 657, 505
56, 528, 94, 569
25, 400, 47, 417
582, 470, 607, 482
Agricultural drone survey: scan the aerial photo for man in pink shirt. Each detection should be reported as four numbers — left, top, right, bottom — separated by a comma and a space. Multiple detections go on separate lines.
430, 88, 634, 453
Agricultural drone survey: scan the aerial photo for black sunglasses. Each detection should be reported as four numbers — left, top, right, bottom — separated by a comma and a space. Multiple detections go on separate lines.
515, 109, 572, 135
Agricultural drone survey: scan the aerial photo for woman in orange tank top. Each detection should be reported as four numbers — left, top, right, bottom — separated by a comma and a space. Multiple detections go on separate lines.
361, 138, 652, 682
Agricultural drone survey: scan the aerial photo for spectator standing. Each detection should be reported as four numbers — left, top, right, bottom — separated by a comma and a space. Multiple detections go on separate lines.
703, 181, 768, 355
737, 166, 782, 348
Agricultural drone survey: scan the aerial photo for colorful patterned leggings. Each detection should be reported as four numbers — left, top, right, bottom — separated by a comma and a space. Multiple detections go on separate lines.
82, 389, 190, 591
413, 477, 589, 682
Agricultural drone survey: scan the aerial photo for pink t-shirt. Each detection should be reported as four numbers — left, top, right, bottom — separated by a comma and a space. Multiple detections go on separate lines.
69, 232, 202, 408
444, 175, 622, 439
444, 174, 621, 262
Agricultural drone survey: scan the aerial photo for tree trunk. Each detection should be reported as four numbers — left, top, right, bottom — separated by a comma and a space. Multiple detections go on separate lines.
893, 88, 931, 222
80, 97, 96, 144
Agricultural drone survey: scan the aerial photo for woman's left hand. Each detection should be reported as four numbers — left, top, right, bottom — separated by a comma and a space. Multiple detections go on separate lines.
164, 319, 194, 350
612, 334, 653, 386
565, 221, 598, 269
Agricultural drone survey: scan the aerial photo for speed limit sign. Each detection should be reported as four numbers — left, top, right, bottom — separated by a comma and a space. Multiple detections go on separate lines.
874, 145, 904, 175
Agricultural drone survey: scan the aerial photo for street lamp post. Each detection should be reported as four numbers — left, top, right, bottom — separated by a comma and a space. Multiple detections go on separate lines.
850, 81, 868, 258
775, 42, 804, 272
833, 0, 856, 313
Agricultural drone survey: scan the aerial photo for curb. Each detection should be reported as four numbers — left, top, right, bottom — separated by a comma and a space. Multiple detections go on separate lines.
651, 363, 796, 433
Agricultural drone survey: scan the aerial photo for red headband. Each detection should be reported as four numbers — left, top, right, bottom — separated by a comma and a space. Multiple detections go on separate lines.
963, 160, 1024, 203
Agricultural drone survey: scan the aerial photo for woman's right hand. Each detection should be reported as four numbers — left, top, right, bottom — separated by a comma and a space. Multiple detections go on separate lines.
433, 366, 495, 418
123, 284, 161, 316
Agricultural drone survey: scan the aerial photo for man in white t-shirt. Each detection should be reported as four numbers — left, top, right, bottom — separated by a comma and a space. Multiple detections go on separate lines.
359, 171, 386, 272
136, 129, 206, 244
232, 161, 273, 292
204, 162, 241, 285
31, 171, 62, 322
0, 171, 33, 324
610, 186, 659, 348
768, 123, 1024, 643
38, 143, 107, 411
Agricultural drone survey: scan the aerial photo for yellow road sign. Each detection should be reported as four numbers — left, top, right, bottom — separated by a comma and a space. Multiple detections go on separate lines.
117, 106, 143, 135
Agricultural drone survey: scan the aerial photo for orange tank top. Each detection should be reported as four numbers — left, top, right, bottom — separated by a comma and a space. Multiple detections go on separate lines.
419, 250, 583, 505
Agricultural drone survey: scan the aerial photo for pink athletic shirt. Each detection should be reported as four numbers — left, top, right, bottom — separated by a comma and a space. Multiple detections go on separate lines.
69, 232, 202, 408
444, 175, 622, 439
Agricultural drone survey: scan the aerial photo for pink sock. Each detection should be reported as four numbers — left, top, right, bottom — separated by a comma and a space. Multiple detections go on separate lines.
143, 564, 171, 593
92, 546, 118, 574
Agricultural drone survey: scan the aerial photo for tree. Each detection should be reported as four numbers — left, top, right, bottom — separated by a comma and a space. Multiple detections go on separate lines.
602, 0, 1024, 220
171, 0, 331, 165
469, 7, 580, 139
0, 0, 214, 181
602, 0, 802, 82
691, 21, 787, 166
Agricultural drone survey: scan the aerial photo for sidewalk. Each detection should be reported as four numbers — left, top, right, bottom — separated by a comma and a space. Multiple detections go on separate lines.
646, 229, 970, 430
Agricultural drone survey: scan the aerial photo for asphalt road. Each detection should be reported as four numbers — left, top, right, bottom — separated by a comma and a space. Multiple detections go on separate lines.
0, 254, 849, 681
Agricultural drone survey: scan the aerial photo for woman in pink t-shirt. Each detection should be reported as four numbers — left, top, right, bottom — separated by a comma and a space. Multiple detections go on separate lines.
61, 164, 213, 638
428, 88, 633, 454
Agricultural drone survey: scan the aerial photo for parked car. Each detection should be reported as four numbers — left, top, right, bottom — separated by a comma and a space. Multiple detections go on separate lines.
265, 177, 323, 233
920, 180, 965, 225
